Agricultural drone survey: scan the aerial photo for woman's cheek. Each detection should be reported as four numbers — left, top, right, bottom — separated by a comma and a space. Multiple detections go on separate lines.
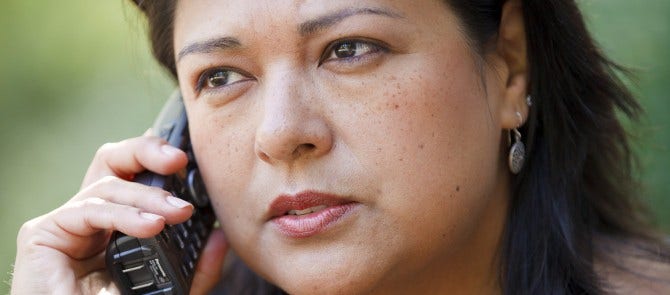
190, 114, 254, 213
357, 52, 497, 203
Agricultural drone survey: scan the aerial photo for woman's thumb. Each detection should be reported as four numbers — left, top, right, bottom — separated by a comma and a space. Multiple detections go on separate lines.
189, 229, 228, 295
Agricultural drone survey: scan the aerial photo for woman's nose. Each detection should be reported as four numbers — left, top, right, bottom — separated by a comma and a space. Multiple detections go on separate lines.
254, 69, 333, 165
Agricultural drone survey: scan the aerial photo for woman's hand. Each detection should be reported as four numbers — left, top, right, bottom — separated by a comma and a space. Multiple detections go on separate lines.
11, 134, 228, 295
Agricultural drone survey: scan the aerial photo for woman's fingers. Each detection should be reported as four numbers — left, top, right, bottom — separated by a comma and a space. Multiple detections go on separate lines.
54, 197, 166, 238
22, 199, 164, 260
81, 135, 188, 188
18, 177, 195, 260
13, 133, 197, 294
74, 175, 194, 220
190, 229, 229, 295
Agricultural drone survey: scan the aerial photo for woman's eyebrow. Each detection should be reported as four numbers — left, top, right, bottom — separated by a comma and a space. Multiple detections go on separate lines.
177, 36, 241, 62
176, 7, 403, 62
298, 7, 404, 37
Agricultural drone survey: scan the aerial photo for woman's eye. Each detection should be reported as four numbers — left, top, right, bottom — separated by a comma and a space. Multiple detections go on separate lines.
323, 40, 384, 63
196, 68, 249, 92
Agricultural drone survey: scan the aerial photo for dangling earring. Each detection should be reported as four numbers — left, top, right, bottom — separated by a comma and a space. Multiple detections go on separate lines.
508, 111, 526, 174
526, 95, 533, 107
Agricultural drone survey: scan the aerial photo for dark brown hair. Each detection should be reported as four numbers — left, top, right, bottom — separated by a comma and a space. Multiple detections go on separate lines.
446, 1, 669, 293
132, 0, 669, 294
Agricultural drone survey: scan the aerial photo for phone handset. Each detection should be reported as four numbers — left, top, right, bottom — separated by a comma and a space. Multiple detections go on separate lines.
106, 91, 215, 295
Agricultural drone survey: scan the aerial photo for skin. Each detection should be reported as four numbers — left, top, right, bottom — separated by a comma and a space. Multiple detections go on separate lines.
11, 0, 529, 294
175, 0, 527, 293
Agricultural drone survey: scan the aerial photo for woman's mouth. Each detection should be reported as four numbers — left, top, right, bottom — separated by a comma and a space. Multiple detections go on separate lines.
268, 191, 359, 238
287, 205, 327, 216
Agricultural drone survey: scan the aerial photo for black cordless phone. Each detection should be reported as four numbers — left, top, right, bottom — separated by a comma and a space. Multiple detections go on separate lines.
106, 92, 216, 295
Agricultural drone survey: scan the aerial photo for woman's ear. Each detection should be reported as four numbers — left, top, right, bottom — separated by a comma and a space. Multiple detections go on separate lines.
495, 0, 529, 129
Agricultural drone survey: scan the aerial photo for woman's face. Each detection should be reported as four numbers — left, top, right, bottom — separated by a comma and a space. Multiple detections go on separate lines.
174, 0, 512, 293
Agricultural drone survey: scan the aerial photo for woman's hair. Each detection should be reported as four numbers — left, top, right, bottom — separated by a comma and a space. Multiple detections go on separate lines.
132, 0, 669, 294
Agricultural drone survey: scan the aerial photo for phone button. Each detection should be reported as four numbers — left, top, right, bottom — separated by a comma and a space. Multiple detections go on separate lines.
176, 223, 189, 239
187, 169, 209, 207
187, 244, 199, 261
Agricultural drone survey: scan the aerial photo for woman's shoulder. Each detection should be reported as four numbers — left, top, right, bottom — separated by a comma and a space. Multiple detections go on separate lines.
595, 234, 670, 295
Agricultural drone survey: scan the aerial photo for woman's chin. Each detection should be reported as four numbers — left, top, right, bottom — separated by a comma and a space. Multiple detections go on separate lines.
261, 251, 387, 295
273, 270, 378, 295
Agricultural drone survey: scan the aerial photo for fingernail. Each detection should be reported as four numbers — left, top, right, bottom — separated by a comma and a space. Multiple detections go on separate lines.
140, 212, 164, 221
161, 144, 182, 156
167, 196, 192, 209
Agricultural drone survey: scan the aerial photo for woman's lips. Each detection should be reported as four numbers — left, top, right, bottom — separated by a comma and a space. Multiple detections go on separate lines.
268, 191, 358, 238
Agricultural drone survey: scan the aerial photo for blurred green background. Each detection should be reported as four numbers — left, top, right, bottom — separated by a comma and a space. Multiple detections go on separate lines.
0, 0, 668, 293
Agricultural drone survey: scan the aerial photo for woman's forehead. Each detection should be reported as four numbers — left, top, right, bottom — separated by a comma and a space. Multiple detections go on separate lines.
174, 0, 402, 33
173, 0, 447, 53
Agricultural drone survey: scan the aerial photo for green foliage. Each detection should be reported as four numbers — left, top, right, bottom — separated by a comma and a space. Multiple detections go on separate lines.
0, 1, 667, 293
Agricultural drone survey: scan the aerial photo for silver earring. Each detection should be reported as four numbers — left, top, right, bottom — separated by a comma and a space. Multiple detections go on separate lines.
526, 95, 533, 107
508, 112, 526, 174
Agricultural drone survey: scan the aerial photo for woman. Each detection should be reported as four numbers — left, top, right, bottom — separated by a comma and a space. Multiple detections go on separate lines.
11, 0, 670, 294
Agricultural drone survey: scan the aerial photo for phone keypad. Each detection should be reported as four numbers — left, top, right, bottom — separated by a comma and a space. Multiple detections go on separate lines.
107, 167, 215, 294
162, 169, 215, 284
